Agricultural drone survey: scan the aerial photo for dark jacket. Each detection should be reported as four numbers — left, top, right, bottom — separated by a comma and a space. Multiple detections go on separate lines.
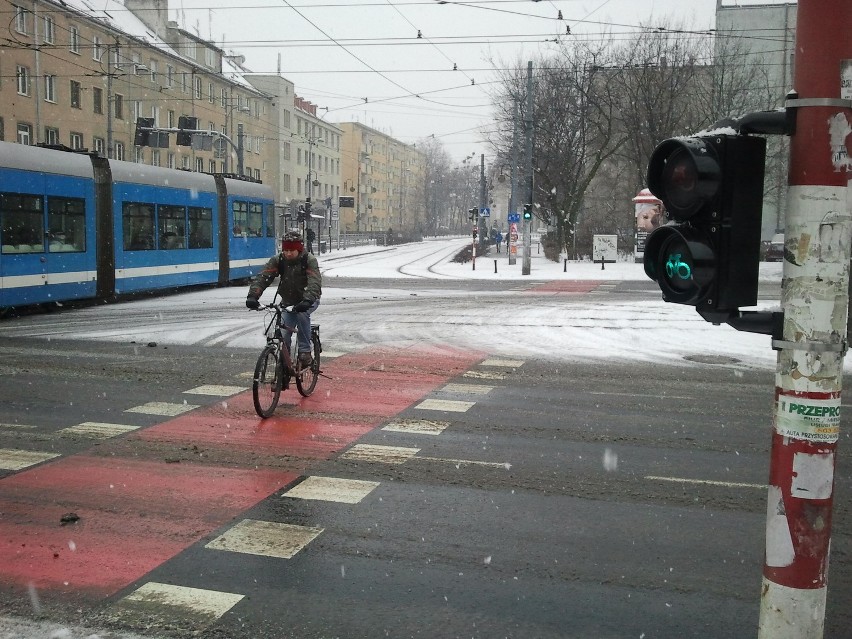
247, 251, 322, 305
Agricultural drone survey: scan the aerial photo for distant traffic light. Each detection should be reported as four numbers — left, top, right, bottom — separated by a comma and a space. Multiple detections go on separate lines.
176, 116, 198, 146
644, 134, 766, 323
522, 203, 532, 220
468, 207, 477, 221
134, 117, 154, 146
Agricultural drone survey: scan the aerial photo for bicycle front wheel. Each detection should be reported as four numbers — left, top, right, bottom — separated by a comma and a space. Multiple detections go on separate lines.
295, 333, 321, 397
253, 345, 282, 418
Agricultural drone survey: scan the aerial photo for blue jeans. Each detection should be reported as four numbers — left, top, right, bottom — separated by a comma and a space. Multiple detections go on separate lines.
282, 299, 319, 355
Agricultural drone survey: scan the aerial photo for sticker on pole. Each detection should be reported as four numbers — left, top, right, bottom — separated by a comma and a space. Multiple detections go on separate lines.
775, 391, 840, 443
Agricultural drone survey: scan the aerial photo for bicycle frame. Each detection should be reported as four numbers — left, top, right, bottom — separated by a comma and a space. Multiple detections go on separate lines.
252, 299, 322, 417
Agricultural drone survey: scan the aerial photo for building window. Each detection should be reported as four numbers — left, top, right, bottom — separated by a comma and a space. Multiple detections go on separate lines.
133, 101, 141, 120
93, 87, 103, 114
208, 83, 214, 103
166, 65, 174, 88
43, 16, 55, 43
152, 150, 161, 166
135, 147, 144, 163
0, 118, 4, 141
167, 153, 175, 169
115, 142, 125, 160
92, 36, 103, 61
93, 137, 105, 155
220, 87, 227, 108
14, 5, 28, 35
182, 71, 188, 93
70, 132, 83, 149
208, 159, 216, 173
282, 174, 290, 192
150, 60, 157, 83
45, 127, 59, 145
181, 156, 190, 170
70, 26, 80, 54
16, 66, 30, 95
17, 123, 32, 145
194, 76, 202, 100
44, 75, 56, 102
114, 94, 124, 119
70, 80, 81, 108
168, 110, 175, 128
254, 169, 260, 180
195, 158, 203, 172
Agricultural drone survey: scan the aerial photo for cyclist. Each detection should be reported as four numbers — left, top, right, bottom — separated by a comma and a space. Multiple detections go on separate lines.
246, 230, 322, 367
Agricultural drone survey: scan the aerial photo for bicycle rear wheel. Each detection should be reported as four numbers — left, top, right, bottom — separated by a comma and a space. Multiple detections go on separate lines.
295, 333, 321, 397
253, 345, 282, 417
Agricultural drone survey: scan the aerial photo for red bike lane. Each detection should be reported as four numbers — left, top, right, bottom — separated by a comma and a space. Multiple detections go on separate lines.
0, 344, 484, 601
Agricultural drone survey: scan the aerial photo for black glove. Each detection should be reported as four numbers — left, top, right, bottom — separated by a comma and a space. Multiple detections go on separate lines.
246, 297, 260, 310
292, 299, 312, 313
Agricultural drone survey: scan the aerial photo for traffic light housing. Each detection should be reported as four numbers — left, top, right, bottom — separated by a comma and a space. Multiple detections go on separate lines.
468, 207, 477, 221
134, 117, 153, 146
176, 116, 198, 146
296, 204, 306, 223
644, 134, 766, 323
522, 203, 532, 220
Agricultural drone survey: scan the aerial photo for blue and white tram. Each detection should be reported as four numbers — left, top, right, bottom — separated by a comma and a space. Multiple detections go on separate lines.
0, 141, 276, 309
0, 142, 98, 307
218, 175, 276, 282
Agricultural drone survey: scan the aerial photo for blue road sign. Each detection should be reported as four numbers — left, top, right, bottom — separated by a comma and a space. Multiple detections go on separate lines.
479, 207, 490, 217
508, 212, 520, 222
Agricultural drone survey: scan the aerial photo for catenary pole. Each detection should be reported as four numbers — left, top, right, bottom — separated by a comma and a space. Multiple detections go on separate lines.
522, 61, 533, 276
758, 1, 852, 636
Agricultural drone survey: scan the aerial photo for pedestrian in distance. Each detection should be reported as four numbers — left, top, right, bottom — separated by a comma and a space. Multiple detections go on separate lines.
495, 231, 503, 253
246, 230, 322, 367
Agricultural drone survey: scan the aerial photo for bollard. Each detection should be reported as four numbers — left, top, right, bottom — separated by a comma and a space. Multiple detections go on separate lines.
564, 258, 567, 272
494, 259, 498, 273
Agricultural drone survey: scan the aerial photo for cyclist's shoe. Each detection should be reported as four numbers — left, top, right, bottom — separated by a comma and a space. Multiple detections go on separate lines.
298, 352, 313, 368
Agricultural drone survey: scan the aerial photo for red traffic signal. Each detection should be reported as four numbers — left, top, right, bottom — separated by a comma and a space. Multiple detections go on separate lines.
647, 138, 722, 221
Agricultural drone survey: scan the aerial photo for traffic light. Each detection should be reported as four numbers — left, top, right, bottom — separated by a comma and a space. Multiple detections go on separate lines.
522, 203, 532, 220
296, 204, 306, 223
643, 133, 766, 323
176, 116, 198, 146
134, 117, 154, 146
468, 207, 477, 221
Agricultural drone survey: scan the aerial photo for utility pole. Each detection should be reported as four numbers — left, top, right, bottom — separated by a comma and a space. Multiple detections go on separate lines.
759, 1, 852, 637
522, 61, 534, 276
508, 99, 519, 266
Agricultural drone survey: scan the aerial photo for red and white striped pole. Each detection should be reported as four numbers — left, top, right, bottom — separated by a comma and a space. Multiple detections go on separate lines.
759, 1, 852, 636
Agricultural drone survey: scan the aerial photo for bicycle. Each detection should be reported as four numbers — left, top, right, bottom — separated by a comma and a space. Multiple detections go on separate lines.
251, 300, 322, 418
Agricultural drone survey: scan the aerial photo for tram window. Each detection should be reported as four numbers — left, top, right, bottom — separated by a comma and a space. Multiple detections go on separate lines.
47, 197, 86, 252
123, 202, 155, 250
1, 193, 44, 254
188, 207, 213, 249
232, 200, 248, 237
248, 202, 263, 237
158, 204, 186, 250
265, 205, 274, 237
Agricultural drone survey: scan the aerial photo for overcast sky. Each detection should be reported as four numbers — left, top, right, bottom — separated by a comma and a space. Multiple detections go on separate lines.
168, 0, 751, 161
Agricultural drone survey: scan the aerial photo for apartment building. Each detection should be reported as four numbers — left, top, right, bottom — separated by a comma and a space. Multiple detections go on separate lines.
1, 0, 273, 179
339, 122, 425, 234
